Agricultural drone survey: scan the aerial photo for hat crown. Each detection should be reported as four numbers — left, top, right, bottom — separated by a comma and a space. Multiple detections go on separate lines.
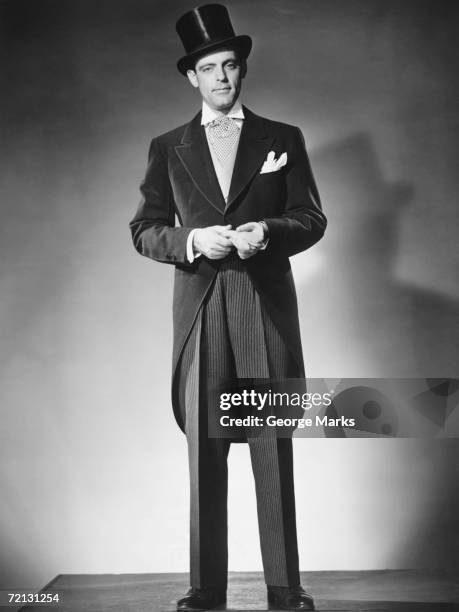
176, 4, 236, 54
175, 3, 252, 75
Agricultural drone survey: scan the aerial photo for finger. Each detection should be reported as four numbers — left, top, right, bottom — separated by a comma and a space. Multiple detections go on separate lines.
237, 245, 252, 255
209, 252, 228, 260
242, 242, 259, 254
236, 222, 256, 232
231, 239, 248, 251
210, 244, 233, 255
209, 248, 232, 259
215, 225, 232, 235
228, 232, 242, 243
214, 236, 233, 248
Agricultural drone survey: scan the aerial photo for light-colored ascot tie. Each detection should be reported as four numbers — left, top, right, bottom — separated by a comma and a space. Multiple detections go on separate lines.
207, 115, 240, 166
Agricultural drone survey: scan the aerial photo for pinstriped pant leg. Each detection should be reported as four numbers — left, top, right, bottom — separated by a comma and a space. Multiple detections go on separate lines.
177, 258, 301, 589
249, 306, 301, 587
177, 274, 232, 590
223, 260, 301, 588
247, 435, 300, 587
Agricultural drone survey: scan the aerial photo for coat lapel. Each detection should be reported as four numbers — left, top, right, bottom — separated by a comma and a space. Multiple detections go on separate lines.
174, 107, 274, 214
226, 106, 274, 210
174, 112, 226, 213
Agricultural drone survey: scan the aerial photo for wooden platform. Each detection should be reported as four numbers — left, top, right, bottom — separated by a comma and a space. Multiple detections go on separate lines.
17, 571, 459, 612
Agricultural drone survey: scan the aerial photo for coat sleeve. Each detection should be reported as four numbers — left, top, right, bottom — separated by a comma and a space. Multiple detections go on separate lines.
263, 127, 327, 257
129, 138, 195, 268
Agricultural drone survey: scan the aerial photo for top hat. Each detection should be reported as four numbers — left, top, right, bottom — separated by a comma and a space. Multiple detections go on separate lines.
176, 4, 252, 75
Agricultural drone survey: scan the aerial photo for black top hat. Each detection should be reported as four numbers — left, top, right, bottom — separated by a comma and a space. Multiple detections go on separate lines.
176, 4, 252, 75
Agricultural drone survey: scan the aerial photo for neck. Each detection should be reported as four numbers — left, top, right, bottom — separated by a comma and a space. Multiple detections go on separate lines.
219, 100, 239, 114
203, 99, 242, 114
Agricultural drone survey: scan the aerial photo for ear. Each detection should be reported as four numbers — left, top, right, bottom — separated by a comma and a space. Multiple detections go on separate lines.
187, 70, 199, 88
240, 58, 247, 79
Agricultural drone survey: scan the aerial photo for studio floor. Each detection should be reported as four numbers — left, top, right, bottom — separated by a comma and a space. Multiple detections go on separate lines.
16, 570, 459, 612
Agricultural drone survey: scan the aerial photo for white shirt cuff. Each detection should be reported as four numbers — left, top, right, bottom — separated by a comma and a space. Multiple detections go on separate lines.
186, 229, 201, 263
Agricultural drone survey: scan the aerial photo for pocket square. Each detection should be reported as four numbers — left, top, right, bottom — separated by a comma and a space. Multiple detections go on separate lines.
260, 151, 288, 174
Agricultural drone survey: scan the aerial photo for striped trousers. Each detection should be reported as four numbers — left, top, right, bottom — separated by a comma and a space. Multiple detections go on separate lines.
177, 257, 301, 589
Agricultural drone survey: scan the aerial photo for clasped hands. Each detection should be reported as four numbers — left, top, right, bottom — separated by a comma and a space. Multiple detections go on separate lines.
193, 223, 266, 260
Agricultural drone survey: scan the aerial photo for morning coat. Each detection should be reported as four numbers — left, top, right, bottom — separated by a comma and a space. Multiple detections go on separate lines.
129, 106, 327, 430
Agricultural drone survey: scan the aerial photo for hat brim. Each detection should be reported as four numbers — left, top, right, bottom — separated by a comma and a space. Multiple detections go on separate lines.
177, 34, 252, 75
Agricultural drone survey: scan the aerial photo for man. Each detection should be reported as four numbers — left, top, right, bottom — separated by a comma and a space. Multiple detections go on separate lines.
130, 5, 327, 610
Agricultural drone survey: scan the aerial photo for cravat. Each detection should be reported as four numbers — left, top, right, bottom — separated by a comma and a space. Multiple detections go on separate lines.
207, 115, 240, 166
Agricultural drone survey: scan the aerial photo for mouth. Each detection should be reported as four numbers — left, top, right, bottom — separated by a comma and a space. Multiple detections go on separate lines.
213, 88, 231, 92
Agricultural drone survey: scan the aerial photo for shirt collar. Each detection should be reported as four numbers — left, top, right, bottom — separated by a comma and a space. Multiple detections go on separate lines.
201, 100, 244, 126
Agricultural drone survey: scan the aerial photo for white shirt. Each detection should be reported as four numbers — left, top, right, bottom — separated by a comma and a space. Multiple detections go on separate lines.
201, 99, 244, 128
186, 101, 244, 263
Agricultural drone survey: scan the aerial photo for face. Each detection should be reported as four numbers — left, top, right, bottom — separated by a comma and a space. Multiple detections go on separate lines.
187, 49, 245, 113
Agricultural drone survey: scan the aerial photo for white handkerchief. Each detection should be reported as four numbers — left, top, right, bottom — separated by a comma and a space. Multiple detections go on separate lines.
260, 151, 288, 174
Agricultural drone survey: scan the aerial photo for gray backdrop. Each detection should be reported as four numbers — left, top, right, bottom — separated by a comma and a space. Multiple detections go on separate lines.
1, 0, 458, 590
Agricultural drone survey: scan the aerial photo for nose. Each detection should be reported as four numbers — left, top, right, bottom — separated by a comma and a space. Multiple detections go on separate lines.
215, 65, 228, 82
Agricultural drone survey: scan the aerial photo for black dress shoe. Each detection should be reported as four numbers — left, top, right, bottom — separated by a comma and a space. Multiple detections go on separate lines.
267, 585, 315, 610
176, 587, 226, 611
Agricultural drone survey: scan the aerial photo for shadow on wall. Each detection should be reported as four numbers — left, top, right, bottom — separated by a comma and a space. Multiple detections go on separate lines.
304, 132, 459, 379
299, 133, 459, 571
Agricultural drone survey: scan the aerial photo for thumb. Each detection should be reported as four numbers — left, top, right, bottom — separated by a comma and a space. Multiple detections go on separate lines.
236, 222, 256, 232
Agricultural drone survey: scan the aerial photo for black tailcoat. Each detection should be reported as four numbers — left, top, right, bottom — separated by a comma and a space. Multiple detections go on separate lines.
130, 107, 327, 431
